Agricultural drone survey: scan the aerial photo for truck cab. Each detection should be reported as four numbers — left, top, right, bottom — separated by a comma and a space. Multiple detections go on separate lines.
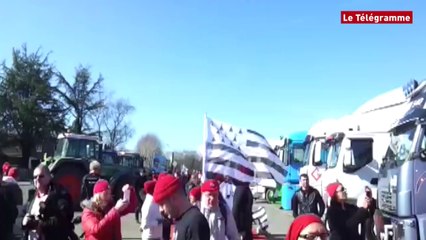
279, 131, 307, 209
300, 119, 339, 195
322, 131, 389, 203
378, 80, 426, 240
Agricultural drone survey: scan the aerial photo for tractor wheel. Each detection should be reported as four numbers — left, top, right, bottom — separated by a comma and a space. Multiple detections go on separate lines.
54, 165, 85, 210
112, 177, 134, 202
266, 189, 275, 204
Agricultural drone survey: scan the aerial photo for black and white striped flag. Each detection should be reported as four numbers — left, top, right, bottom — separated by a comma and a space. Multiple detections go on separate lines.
202, 116, 287, 184
252, 206, 269, 231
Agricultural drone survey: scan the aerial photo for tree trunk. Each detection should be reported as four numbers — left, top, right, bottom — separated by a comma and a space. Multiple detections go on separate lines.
20, 140, 33, 168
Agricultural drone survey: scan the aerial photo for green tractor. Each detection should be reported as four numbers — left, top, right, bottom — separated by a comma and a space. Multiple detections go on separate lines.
43, 133, 141, 209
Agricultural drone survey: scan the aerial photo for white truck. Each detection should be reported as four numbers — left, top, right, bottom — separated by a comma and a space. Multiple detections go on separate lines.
321, 84, 415, 205
301, 81, 417, 205
299, 118, 340, 195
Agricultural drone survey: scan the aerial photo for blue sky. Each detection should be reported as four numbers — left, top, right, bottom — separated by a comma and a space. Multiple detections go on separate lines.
1, 1, 425, 152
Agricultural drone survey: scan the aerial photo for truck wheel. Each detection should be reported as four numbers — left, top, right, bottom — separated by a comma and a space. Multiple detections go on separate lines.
266, 189, 275, 203
54, 165, 85, 210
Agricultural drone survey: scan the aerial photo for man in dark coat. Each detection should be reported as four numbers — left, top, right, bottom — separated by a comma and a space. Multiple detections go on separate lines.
233, 182, 253, 240
291, 174, 325, 218
80, 160, 103, 201
22, 164, 77, 240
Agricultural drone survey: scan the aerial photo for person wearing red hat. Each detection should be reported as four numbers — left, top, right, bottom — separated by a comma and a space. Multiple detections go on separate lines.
285, 214, 328, 240
200, 180, 240, 240
153, 174, 210, 240
81, 179, 129, 240
189, 186, 201, 208
140, 180, 163, 240
324, 182, 373, 240
2, 162, 11, 176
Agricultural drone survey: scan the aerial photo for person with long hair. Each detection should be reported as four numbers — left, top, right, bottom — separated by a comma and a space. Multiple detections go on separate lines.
325, 182, 373, 240
81, 180, 129, 240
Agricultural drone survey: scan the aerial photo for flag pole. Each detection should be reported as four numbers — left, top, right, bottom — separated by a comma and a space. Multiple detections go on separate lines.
201, 113, 208, 182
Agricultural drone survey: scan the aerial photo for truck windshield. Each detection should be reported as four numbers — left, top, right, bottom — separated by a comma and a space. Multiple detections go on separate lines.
302, 142, 311, 166
327, 141, 341, 168
384, 122, 416, 164
292, 143, 305, 164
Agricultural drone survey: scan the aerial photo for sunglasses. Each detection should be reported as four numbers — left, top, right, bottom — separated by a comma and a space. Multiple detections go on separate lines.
33, 174, 45, 179
299, 232, 329, 240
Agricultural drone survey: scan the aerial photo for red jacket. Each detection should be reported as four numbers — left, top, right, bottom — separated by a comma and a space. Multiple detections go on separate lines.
81, 203, 122, 240
80, 186, 137, 240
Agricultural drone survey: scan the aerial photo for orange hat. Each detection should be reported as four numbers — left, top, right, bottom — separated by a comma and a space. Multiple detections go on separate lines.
144, 180, 157, 195
153, 174, 180, 204
93, 180, 109, 195
189, 186, 201, 201
201, 180, 219, 193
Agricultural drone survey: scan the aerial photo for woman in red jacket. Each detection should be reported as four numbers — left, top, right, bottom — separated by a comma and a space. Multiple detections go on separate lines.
81, 180, 129, 240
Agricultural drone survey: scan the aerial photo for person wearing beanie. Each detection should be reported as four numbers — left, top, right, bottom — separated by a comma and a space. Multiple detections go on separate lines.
285, 214, 328, 240
140, 180, 163, 240
2, 167, 18, 184
2, 162, 11, 176
189, 186, 201, 208
325, 182, 373, 240
200, 180, 240, 240
81, 179, 129, 240
153, 174, 210, 240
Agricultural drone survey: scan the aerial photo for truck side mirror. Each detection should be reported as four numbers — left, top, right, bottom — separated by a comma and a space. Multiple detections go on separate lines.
420, 149, 426, 161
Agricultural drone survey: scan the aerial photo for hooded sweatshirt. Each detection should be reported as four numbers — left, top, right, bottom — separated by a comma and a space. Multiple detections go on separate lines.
140, 194, 163, 240
200, 200, 240, 240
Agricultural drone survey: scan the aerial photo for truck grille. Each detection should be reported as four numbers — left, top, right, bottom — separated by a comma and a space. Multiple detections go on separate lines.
379, 190, 397, 213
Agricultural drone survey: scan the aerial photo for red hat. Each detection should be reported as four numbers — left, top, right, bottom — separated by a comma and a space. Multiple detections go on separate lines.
8, 167, 19, 179
93, 180, 109, 195
201, 180, 219, 193
189, 186, 201, 201
286, 214, 323, 240
2, 162, 11, 175
326, 182, 341, 199
144, 180, 157, 195
153, 174, 180, 204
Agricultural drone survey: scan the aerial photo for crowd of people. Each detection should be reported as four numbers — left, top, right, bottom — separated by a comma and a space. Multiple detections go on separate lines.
0, 160, 377, 240
288, 174, 377, 240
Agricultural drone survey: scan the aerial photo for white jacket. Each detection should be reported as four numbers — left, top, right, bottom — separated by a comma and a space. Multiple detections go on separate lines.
140, 194, 163, 240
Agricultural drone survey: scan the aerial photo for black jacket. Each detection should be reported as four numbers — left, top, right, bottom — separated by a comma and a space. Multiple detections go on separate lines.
326, 201, 371, 240
0, 182, 18, 240
80, 173, 102, 201
233, 184, 253, 240
23, 182, 77, 240
291, 187, 325, 218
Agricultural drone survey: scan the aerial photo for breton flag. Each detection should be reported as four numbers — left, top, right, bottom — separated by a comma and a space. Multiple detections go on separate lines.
202, 115, 287, 184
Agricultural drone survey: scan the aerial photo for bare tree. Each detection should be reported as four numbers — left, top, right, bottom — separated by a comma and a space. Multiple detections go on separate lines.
103, 99, 135, 150
137, 134, 163, 169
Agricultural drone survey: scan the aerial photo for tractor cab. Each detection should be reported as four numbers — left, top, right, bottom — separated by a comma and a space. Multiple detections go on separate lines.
53, 133, 101, 161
